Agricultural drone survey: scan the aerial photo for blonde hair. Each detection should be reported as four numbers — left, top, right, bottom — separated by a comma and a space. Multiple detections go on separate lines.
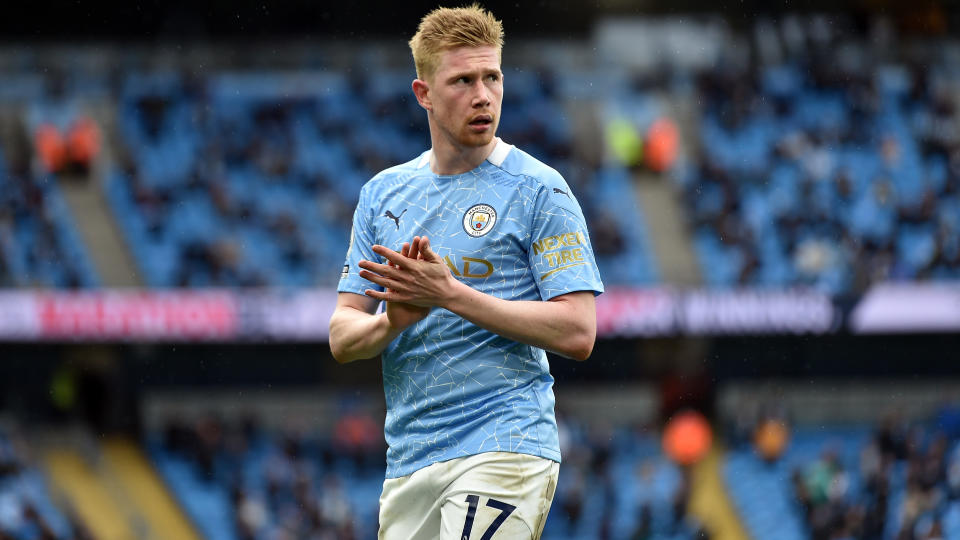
409, 4, 504, 81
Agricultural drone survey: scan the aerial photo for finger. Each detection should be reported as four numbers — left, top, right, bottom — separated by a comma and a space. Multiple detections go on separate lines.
420, 236, 440, 262
408, 236, 421, 260
364, 289, 391, 301
358, 260, 401, 278
358, 269, 403, 290
372, 245, 413, 269
364, 289, 406, 303
400, 242, 410, 259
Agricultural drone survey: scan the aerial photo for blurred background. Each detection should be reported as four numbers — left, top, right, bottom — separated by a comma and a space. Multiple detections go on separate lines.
1, 1, 960, 539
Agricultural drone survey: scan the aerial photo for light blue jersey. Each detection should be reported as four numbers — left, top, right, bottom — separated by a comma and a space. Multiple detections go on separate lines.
338, 139, 604, 478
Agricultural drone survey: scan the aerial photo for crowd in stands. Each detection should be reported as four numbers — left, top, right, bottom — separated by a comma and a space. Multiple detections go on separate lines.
727, 401, 960, 540
0, 145, 98, 289
679, 18, 960, 293
0, 425, 87, 540
10, 399, 960, 540
0, 50, 659, 291
105, 66, 653, 289
27, 71, 101, 178
4, 22, 960, 293
152, 409, 703, 540
155, 407, 387, 540
793, 408, 960, 540
548, 412, 707, 540
0, 67, 102, 289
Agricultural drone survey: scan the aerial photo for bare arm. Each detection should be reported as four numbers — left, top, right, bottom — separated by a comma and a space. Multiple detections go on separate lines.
329, 242, 429, 363
444, 285, 596, 361
328, 292, 402, 364
358, 236, 597, 361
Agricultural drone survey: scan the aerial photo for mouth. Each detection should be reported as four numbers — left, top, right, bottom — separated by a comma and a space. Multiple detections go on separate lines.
468, 115, 494, 130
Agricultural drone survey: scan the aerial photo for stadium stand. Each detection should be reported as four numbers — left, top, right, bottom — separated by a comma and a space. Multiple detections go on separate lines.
549, 68, 662, 285
545, 414, 705, 540
147, 411, 702, 540
106, 70, 372, 288
0, 424, 82, 539
102, 66, 657, 288
725, 403, 960, 540
678, 30, 960, 293
0, 65, 103, 290
1, 8, 959, 540
725, 426, 871, 540
151, 411, 399, 540
0, 146, 99, 289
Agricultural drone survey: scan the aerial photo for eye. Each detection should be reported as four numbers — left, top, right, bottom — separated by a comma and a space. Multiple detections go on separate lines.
457, 76, 471, 84
487, 73, 500, 82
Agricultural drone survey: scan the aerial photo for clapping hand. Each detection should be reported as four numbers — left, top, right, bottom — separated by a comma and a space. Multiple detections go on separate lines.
379, 237, 431, 330
359, 236, 457, 309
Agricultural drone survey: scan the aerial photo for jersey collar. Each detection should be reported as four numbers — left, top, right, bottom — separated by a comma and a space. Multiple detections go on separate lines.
417, 138, 514, 170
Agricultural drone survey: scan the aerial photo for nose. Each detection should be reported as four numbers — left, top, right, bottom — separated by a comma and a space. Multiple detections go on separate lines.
471, 79, 491, 108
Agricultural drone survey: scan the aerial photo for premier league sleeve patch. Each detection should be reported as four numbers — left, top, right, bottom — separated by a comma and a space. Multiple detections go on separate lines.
462, 203, 497, 237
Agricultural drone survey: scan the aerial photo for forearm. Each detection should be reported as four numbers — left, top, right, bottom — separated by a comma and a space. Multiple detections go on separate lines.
441, 281, 596, 360
356, 237, 596, 359
329, 307, 403, 363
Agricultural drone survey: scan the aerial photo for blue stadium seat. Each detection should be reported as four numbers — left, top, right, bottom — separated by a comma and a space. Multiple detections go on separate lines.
0, 429, 75, 538
682, 51, 960, 292
103, 67, 658, 288
0, 150, 99, 288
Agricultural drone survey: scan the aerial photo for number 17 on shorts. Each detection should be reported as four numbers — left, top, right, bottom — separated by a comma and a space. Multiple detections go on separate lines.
458, 494, 516, 539
379, 452, 559, 540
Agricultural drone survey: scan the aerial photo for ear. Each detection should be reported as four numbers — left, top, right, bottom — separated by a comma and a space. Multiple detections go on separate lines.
412, 79, 431, 111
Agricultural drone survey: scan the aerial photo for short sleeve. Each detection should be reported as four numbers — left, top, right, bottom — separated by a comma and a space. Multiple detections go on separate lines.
337, 183, 384, 296
528, 181, 604, 300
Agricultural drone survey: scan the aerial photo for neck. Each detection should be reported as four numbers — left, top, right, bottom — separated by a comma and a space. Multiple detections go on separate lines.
428, 129, 498, 175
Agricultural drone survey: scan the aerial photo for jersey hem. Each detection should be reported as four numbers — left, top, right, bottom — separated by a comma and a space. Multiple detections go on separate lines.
384, 448, 562, 480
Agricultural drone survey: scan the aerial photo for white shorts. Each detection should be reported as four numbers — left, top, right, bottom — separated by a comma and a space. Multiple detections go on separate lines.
378, 451, 559, 540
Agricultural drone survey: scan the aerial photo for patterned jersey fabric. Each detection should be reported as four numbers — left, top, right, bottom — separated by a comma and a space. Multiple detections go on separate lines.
338, 138, 604, 478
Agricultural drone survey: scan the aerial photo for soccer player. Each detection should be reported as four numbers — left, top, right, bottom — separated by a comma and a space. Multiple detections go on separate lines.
328, 5, 604, 539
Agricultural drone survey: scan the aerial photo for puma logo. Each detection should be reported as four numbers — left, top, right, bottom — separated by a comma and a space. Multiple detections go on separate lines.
553, 187, 570, 199
383, 209, 407, 229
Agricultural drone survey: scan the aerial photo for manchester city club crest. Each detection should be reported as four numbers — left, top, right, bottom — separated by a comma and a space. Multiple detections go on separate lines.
462, 204, 497, 237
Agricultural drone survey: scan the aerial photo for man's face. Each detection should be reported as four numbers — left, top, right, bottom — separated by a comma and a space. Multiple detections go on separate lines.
425, 45, 503, 149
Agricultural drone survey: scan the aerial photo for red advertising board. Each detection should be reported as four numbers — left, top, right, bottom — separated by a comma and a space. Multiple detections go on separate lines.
0, 283, 953, 341
35, 291, 237, 340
